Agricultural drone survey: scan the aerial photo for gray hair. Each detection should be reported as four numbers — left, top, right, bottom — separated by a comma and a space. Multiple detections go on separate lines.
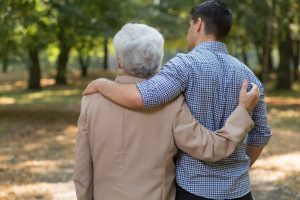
113, 23, 164, 78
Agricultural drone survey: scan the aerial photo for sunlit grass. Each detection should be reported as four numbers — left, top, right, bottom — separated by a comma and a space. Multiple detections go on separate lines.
268, 107, 300, 132
0, 88, 82, 109
0, 69, 120, 111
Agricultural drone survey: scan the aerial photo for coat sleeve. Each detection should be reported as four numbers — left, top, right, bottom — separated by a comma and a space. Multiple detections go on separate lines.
173, 99, 254, 162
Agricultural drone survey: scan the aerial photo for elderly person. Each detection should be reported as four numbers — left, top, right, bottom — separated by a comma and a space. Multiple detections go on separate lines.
74, 23, 258, 200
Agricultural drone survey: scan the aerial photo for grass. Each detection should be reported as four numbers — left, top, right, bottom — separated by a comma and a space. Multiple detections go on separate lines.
0, 69, 300, 200
0, 69, 119, 110
268, 106, 300, 132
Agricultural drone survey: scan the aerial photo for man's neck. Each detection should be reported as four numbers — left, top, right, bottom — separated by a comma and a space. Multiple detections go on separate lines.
195, 36, 219, 46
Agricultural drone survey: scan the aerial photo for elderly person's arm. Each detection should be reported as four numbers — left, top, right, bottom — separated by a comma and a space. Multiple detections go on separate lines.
74, 98, 93, 200
173, 81, 258, 162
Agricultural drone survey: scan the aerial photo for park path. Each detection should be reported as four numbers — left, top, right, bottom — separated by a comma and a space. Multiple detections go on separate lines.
0, 109, 300, 200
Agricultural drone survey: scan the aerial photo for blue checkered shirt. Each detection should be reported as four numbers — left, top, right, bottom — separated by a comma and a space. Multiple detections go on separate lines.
136, 41, 272, 199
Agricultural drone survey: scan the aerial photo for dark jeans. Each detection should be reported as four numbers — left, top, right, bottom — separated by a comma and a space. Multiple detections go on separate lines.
176, 184, 253, 200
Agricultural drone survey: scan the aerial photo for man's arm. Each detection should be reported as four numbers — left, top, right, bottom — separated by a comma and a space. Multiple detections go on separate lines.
173, 81, 258, 162
74, 99, 93, 200
246, 81, 272, 166
246, 145, 264, 166
83, 79, 143, 109
83, 54, 191, 109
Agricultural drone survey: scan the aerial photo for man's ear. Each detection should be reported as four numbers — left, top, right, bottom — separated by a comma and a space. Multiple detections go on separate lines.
196, 18, 203, 33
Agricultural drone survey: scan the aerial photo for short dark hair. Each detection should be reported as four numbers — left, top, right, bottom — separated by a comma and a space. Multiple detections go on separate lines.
190, 0, 232, 40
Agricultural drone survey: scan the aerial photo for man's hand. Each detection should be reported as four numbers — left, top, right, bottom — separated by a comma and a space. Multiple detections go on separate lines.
239, 80, 260, 113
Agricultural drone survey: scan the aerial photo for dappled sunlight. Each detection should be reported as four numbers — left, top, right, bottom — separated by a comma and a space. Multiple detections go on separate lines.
269, 108, 300, 119
265, 96, 300, 106
259, 128, 300, 158
0, 183, 53, 200
268, 107, 300, 132
14, 160, 60, 174
0, 88, 81, 107
0, 81, 27, 92
63, 125, 77, 137
0, 79, 54, 92
249, 126, 300, 199
0, 84, 16, 91
251, 152, 300, 181
0, 97, 16, 105
257, 152, 300, 171
15, 80, 26, 88
0, 155, 8, 162
250, 152, 300, 199
41, 78, 55, 87
22, 89, 80, 103
23, 142, 45, 152
0, 181, 76, 200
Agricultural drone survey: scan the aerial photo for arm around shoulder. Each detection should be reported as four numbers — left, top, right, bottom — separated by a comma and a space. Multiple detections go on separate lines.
173, 102, 254, 162
83, 78, 143, 109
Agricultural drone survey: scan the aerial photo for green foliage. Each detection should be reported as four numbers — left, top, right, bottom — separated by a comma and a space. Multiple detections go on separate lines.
0, 0, 299, 89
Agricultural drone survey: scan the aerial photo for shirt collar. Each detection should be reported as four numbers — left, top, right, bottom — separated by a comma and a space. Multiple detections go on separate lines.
194, 41, 228, 54
115, 75, 146, 84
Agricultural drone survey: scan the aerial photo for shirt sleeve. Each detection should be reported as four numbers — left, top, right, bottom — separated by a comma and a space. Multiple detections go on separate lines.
136, 53, 191, 109
246, 83, 272, 146
74, 98, 93, 200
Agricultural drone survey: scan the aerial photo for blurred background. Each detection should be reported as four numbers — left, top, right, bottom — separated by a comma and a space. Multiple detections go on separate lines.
0, 0, 299, 199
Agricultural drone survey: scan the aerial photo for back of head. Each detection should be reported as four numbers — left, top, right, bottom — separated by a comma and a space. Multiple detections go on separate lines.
190, 0, 232, 40
113, 23, 164, 78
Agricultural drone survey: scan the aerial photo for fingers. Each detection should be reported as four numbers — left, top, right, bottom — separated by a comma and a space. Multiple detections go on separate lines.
249, 83, 259, 95
248, 83, 260, 105
82, 82, 95, 96
240, 80, 248, 96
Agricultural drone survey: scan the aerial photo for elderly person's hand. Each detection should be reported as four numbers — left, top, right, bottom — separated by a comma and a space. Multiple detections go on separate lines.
238, 80, 260, 113
82, 78, 107, 96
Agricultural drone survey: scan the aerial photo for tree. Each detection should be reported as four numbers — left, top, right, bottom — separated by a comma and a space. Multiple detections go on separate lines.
0, 1, 19, 73
75, 35, 95, 77
275, 0, 295, 90
2, 0, 54, 89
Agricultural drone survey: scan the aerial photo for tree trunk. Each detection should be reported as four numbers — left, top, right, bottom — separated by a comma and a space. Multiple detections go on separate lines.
276, 37, 292, 90
2, 57, 8, 73
79, 55, 90, 77
28, 48, 41, 90
55, 39, 71, 85
263, 0, 275, 83
255, 45, 264, 67
268, 50, 273, 72
293, 40, 299, 81
242, 46, 248, 66
103, 36, 108, 70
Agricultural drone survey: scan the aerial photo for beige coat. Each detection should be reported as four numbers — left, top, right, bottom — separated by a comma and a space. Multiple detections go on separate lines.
74, 75, 253, 200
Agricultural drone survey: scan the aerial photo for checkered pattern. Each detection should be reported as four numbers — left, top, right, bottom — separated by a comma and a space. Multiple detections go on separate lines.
136, 41, 272, 199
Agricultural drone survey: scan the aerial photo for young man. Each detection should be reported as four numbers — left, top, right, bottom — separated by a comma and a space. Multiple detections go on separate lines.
83, 1, 271, 199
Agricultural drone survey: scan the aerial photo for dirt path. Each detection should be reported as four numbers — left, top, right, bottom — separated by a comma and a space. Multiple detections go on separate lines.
0, 108, 299, 200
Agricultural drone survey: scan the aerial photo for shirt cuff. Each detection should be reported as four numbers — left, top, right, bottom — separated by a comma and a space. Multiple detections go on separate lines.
247, 133, 272, 146
136, 82, 152, 109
